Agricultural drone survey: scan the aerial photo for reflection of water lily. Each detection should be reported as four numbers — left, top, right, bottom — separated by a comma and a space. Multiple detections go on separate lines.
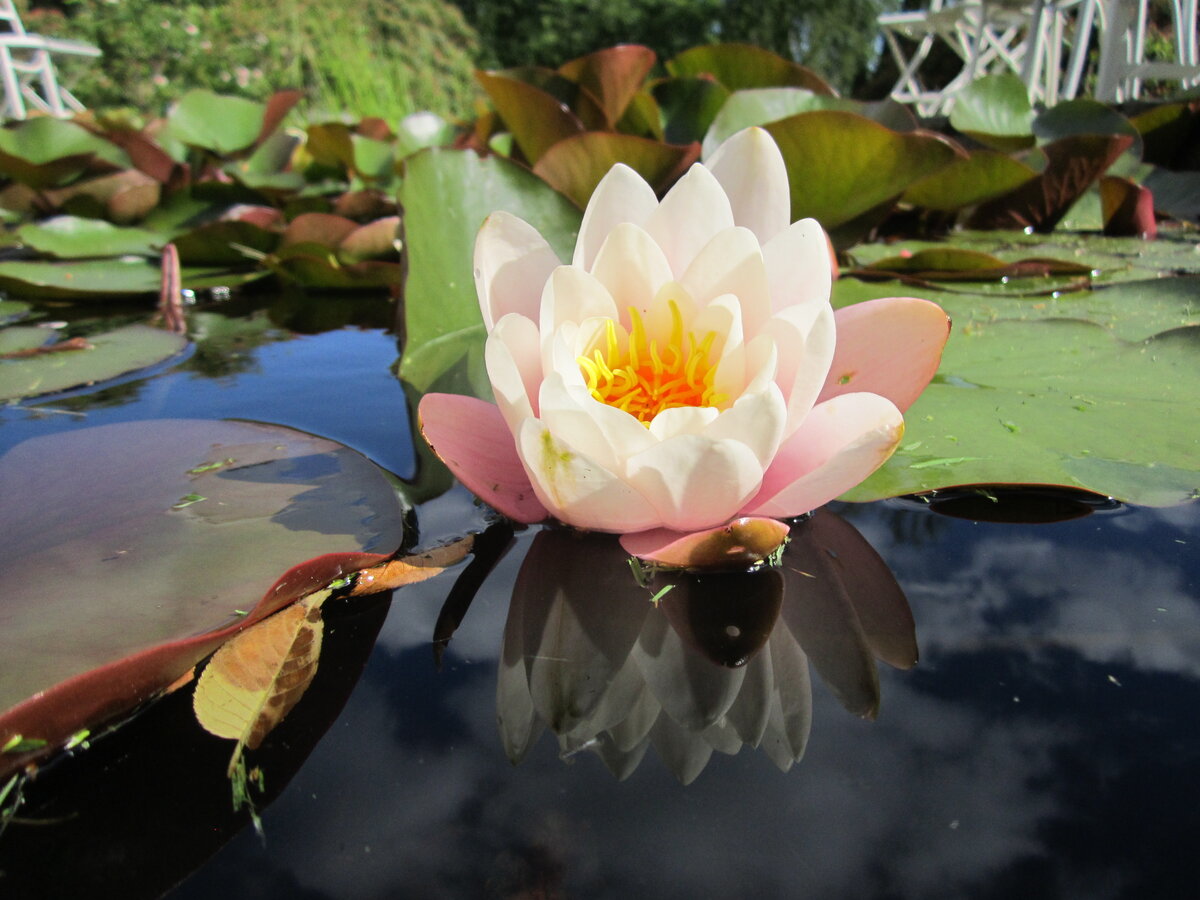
491, 511, 915, 783
420, 128, 949, 549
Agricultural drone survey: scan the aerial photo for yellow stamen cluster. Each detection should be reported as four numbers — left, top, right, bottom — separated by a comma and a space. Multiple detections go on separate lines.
577, 300, 726, 425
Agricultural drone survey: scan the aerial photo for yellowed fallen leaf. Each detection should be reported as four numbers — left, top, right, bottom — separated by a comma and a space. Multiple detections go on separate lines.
350, 535, 474, 596
193, 590, 328, 774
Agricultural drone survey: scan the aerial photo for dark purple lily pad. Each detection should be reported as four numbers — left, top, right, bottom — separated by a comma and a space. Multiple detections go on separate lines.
0, 419, 405, 775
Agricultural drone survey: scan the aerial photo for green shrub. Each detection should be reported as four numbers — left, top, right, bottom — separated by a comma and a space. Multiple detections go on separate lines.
23, 0, 480, 119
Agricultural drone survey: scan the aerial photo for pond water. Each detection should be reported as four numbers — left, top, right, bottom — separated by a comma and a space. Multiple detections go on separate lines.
1, 293, 1198, 899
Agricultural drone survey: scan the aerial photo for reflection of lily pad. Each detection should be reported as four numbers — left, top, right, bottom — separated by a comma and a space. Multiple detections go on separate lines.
0, 324, 187, 401
0, 419, 406, 774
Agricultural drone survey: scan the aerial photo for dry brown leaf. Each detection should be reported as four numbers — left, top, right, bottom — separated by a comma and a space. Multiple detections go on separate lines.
193, 590, 328, 774
350, 535, 474, 596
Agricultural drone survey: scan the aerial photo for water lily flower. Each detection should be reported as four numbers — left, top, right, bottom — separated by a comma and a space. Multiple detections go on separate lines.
419, 127, 949, 559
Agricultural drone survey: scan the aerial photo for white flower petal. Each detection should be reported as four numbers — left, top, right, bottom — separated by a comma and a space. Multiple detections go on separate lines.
590, 223, 674, 320
763, 302, 836, 431
474, 211, 561, 330
485, 313, 542, 429
762, 217, 832, 313
694, 293, 746, 400
648, 405, 720, 441
573, 164, 659, 271
703, 380, 787, 469
625, 435, 764, 531
705, 126, 791, 245
680, 226, 772, 338
643, 163, 735, 277
516, 417, 662, 533
538, 372, 655, 474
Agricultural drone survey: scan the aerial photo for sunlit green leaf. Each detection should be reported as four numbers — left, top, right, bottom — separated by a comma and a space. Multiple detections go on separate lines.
166, 89, 266, 155
948, 73, 1035, 152
398, 149, 580, 392
17, 216, 162, 259
902, 150, 1037, 210
763, 111, 960, 242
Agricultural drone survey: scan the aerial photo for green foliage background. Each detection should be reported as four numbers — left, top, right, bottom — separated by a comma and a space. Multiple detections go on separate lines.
24, 0, 481, 118
453, 0, 897, 93
22, 0, 898, 117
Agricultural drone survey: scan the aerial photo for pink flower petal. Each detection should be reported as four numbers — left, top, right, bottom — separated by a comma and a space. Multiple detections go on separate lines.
620, 517, 791, 569
818, 297, 950, 412
418, 393, 548, 524
474, 212, 562, 330
743, 392, 904, 518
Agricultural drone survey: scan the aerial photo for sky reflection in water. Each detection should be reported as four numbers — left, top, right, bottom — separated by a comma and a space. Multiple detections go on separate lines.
173, 493, 1199, 900
2, 303, 1197, 898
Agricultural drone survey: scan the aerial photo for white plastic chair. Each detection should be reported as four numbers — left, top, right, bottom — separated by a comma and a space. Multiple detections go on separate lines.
880, 0, 1083, 113
1062, 0, 1200, 102
0, 0, 101, 120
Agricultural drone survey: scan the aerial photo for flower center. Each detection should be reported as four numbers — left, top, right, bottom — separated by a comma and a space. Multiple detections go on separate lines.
577, 300, 727, 425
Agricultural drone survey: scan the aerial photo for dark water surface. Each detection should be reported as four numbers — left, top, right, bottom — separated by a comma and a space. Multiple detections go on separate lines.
2, 295, 1197, 899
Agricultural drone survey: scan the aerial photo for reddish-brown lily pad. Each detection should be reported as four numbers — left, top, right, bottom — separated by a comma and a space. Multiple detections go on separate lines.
0, 419, 405, 776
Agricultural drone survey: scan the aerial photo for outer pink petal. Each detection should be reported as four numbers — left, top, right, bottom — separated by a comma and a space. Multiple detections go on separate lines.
743, 392, 904, 518
474, 212, 562, 330
418, 393, 548, 524
620, 517, 790, 568
819, 297, 951, 412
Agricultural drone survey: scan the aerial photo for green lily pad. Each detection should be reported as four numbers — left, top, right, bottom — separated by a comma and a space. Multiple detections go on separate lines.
948, 73, 1035, 152
653, 77, 731, 145
17, 216, 162, 259
763, 111, 960, 242
901, 150, 1037, 211
0, 257, 267, 298
834, 274, 1200, 506
0, 118, 130, 188
475, 69, 590, 164
0, 324, 187, 401
967, 133, 1134, 232
558, 44, 657, 127
0, 418, 404, 772
165, 89, 267, 155
532, 132, 699, 208
397, 148, 581, 392
701, 88, 866, 159
666, 43, 834, 95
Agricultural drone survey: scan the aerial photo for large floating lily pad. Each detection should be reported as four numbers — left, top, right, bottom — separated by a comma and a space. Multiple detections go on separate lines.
0, 419, 406, 773
0, 324, 187, 401
835, 273, 1200, 506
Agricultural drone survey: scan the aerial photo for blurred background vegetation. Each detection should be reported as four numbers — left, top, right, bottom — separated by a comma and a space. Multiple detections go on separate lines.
20, 0, 901, 120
